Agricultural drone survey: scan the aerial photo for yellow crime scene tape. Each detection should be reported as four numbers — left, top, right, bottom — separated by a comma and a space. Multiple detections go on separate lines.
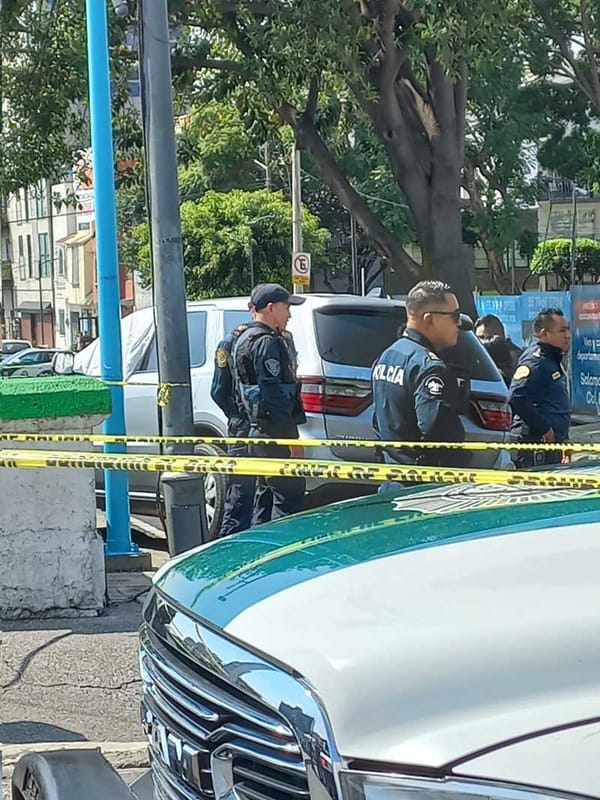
0, 431, 598, 453
0, 448, 599, 490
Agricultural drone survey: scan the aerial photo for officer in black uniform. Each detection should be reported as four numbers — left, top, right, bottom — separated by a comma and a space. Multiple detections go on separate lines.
509, 307, 571, 469
372, 280, 469, 482
233, 283, 306, 525
210, 307, 254, 537
474, 313, 522, 386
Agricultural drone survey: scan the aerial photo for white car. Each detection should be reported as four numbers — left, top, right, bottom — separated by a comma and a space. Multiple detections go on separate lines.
0, 347, 68, 377
0, 338, 31, 362
74, 294, 512, 536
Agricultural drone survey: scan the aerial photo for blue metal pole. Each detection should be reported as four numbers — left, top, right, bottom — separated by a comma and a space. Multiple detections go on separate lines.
85, 0, 136, 555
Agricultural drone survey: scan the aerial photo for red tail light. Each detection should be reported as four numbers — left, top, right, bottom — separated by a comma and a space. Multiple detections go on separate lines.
299, 376, 372, 417
472, 398, 512, 431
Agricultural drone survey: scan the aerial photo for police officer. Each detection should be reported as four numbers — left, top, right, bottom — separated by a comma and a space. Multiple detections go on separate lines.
233, 283, 306, 525
474, 313, 522, 386
509, 307, 571, 468
210, 305, 255, 537
372, 280, 469, 478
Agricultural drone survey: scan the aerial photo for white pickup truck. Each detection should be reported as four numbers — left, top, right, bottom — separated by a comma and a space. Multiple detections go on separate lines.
11, 474, 600, 800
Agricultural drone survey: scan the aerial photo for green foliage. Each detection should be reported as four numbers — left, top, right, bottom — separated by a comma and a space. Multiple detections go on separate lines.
134, 189, 329, 298
0, 0, 138, 193
530, 238, 600, 285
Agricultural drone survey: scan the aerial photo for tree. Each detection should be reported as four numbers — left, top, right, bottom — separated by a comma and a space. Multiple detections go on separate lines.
530, 237, 600, 286
528, 0, 600, 188
133, 188, 330, 297
0, 0, 137, 194
170, 1, 527, 314
461, 49, 546, 292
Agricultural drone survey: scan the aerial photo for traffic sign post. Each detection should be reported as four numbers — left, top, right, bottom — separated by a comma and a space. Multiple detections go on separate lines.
292, 252, 311, 287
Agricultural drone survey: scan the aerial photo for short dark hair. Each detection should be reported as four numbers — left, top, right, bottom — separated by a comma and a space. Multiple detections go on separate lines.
474, 314, 505, 337
533, 307, 565, 336
406, 280, 454, 314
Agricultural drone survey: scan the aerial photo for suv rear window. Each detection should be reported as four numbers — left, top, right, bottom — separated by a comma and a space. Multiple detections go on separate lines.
314, 306, 406, 367
440, 331, 501, 381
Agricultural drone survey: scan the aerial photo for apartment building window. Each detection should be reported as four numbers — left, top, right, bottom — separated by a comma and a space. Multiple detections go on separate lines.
71, 247, 80, 286
39, 233, 50, 277
58, 310, 66, 336
15, 193, 23, 223
23, 189, 30, 222
26, 235, 33, 278
36, 181, 48, 218
58, 248, 66, 277
18, 236, 25, 280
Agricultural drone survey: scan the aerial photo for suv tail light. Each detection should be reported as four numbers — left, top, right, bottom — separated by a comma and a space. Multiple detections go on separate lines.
471, 398, 512, 431
300, 376, 372, 417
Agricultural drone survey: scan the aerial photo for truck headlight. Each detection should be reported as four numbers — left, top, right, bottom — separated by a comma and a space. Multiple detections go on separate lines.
340, 773, 582, 800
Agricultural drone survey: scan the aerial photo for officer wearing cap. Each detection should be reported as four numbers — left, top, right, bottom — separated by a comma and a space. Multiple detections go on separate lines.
509, 307, 571, 468
210, 302, 255, 537
233, 283, 307, 524
372, 280, 469, 476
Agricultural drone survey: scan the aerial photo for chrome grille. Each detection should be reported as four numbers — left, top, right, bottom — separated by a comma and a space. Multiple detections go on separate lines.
140, 600, 310, 800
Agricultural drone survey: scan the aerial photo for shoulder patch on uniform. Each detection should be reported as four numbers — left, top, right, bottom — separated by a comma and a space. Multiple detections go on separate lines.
215, 348, 228, 368
264, 358, 281, 377
424, 376, 445, 396
513, 365, 531, 381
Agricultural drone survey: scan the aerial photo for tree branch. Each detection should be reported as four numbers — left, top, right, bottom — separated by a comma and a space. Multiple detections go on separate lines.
580, 0, 600, 114
533, 0, 596, 108
304, 76, 320, 122
279, 102, 421, 278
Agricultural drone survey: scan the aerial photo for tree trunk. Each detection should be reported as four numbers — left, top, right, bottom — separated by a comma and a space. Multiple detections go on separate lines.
281, 105, 423, 283
485, 248, 514, 294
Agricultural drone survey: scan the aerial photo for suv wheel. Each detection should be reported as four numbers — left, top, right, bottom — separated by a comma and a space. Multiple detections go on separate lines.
194, 443, 227, 540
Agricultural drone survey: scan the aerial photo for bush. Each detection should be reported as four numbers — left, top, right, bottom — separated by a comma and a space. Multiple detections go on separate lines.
530, 238, 600, 286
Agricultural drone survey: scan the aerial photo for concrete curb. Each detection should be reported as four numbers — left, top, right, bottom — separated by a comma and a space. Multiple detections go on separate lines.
1, 740, 149, 770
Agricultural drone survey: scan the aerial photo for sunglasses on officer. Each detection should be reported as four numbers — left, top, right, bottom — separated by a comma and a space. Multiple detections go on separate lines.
422, 309, 461, 324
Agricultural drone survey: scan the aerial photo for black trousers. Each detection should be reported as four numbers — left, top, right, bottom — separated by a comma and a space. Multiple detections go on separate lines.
219, 419, 255, 538
249, 442, 306, 526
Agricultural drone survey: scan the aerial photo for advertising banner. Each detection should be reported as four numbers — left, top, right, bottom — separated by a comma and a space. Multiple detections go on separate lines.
571, 286, 600, 414
477, 292, 571, 347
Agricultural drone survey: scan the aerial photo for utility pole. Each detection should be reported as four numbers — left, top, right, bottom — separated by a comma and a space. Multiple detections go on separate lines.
47, 179, 56, 346
570, 184, 577, 287
291, 145, 303, 294
350, 215, 359, 294
139, 0, 207, 554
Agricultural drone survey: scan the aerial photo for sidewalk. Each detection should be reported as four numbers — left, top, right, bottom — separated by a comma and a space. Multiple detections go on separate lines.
1, 530, 168, 797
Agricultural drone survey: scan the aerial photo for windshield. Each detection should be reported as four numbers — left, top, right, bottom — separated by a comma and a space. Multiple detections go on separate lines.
1, 342, 28, 355
440, 330, 501, 381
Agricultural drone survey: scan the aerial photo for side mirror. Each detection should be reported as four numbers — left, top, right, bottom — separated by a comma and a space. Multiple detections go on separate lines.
52, 351, 75, 375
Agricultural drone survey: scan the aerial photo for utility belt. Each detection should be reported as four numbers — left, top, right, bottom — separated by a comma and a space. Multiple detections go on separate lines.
239, 383, 306, 430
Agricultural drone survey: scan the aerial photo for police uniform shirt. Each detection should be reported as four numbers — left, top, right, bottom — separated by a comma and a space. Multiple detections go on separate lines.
372, 329, 465, 464
210, 324, 249, 422
509, 341, 570, 442
234, 322, 302, 437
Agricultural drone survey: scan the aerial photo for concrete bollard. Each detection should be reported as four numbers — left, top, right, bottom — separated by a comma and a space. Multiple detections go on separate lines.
0, 376, 111, 619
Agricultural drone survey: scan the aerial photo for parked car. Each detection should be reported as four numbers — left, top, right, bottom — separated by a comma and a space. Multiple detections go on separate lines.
0, 338, 31, 362
15, 472, 600, 799
74, 294, 512, 537
0, 347, 69, 377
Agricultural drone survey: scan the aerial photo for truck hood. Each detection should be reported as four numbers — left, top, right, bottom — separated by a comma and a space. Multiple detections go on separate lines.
155, 485, 600, 767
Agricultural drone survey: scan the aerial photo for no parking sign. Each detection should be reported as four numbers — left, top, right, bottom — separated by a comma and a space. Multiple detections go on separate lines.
292, 252, 311, 286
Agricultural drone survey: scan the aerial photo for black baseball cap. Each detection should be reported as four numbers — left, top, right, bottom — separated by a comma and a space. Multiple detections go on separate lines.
250, 283, 306, 311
